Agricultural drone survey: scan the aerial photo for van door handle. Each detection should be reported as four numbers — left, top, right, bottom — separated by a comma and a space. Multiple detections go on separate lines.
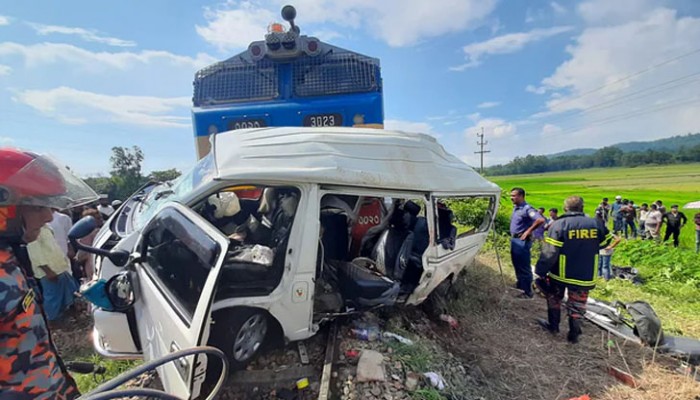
170, 342, 188, 370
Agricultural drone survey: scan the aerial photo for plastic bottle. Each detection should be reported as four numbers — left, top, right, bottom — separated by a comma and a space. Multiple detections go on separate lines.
350, 327, 380, 341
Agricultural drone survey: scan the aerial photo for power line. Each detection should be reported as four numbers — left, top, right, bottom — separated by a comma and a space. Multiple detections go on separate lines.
548, 46, 700, 111
544, 97, 700, 138
474, 126, 490, 174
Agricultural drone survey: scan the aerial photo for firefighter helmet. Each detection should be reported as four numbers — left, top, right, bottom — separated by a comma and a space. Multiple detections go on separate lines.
0, 147, 97, 237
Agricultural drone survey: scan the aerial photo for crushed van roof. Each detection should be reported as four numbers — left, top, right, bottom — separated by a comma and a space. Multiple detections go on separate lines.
212, 127, 501, 194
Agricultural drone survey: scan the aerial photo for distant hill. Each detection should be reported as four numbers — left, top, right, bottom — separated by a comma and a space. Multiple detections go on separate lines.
548, 133, 700, 158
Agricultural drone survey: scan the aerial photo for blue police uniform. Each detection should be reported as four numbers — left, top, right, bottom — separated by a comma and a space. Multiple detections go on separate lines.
510, 202, 542, 296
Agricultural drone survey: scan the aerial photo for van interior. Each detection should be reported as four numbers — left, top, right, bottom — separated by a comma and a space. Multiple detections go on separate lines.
192, 185, 301, 300
191, 186, 460, 314
314, 194, 456, 314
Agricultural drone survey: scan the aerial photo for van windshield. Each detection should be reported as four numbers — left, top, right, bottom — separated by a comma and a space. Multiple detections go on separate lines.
132, 153, 216, 230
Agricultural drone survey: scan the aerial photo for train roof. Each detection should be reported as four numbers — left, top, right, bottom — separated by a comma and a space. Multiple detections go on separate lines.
211, 127, 500, 194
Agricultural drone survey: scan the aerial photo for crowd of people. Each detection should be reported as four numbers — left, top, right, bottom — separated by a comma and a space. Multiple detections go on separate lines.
593, 195, 698, 249
25, 195, 123, 323
507, 187, 700, 346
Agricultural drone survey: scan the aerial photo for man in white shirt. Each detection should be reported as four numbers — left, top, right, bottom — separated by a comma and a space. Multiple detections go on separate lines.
97, 194, 115, 220
644, 204, 663, 242
27, 226, 79, 321
48, 209, 72, 257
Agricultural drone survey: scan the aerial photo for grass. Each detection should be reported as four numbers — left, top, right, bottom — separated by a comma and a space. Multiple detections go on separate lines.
490, 163, 700, 250
72, 355, 140, 393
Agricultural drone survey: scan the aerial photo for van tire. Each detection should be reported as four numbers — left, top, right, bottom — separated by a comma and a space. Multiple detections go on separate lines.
210, 308, 270, 371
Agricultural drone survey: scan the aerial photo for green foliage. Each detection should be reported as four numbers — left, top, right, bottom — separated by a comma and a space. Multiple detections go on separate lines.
110, 146, 147, 200
443, 193, 511, 235
486, 136, 700, 176
84, 146, 150, 201
411, 388, 445, 400
613, 240, 700, 293
73, 355, 140, 393
491, 164, 699, 250
148, 168, 181, 183
389, 340, 435, 372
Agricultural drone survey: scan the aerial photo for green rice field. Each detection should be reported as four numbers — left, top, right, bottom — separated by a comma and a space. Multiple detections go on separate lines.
490, 163, 700, 250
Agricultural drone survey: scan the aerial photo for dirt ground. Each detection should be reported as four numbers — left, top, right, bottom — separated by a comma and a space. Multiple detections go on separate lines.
51, 253, 700, 400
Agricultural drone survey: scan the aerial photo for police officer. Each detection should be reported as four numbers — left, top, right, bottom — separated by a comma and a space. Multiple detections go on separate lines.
1, 148, 97, 399
509, 187, 545, 298
534, 195, 612, 343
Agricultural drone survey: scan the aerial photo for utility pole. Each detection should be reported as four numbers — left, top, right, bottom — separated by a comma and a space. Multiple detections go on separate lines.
474, 126, 490, 174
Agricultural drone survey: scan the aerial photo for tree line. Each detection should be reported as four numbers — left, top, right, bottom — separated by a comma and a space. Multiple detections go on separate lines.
83, 146, 182, 200
486, 144, 700, 176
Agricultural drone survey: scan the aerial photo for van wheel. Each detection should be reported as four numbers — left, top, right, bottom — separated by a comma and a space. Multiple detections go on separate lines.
210, 308, 269, 370
422, 278, 452, 319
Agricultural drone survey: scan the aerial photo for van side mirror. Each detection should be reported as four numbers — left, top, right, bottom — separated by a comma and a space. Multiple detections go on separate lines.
69, 216, 130, 267
69, 216, 97, 240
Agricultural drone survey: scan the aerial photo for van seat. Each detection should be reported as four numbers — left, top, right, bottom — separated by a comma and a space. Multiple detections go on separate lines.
336, 260, 399, 307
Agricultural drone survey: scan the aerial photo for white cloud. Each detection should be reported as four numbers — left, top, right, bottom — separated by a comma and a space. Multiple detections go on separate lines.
385, 119, 440, 137
0, 15, 10, 26
309, 29, 344, 42
526, 84, 547, 94
27, 23, 136, 47
577, 0, 656, 25
14, 87, 191, 128
0, 42, 216, 71
477, 101, 500, 109
0, 64, 11, 75
500, 3, 700, 163
541, 123, 562, 137
450, 26, 574, 71
467, 118, 517, 139
0, 136, 15, 144
196, 3, 276, 52
467, 112, 481, 122
197, 0, 498, 50
550, 2, 567, 15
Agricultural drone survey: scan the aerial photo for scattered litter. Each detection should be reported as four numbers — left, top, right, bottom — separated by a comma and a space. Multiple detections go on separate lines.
439, 314, 459, 329
567, 396, 590, 400
345, 349, 360, 359
405, 372, 420, 391
296, 377, 309, 390
350, 327, 380, 341
382, 331, 414, 345
423, 372, 446, 390
356, 350, 386, 382
297, 342, 309, 365
607, 366, 638, 388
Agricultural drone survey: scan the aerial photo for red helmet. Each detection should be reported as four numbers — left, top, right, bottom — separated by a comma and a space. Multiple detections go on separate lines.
0, 147, 97, 237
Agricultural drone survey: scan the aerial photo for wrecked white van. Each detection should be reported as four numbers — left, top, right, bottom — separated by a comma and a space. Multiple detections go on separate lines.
77, 127, 500, 398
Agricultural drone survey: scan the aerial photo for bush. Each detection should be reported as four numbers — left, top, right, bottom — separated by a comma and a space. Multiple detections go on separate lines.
613, 240, 700, 288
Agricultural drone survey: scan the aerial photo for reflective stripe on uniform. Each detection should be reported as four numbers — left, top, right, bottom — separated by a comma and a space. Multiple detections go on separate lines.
548, 272, 595, 287
559, 254, 566, 280
545, 237, 563, 247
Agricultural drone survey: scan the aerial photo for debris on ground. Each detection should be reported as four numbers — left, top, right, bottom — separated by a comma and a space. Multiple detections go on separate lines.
51, 253, 700, 400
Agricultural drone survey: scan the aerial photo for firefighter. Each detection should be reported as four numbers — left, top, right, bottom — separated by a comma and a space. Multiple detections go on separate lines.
534, 195, 611, 343
0, 148, 97, 399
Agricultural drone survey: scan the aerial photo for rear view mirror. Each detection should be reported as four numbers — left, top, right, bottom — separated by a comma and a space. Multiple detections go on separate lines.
68, 216, 130, 267
69, 216, 97, 240
106, 272, 135, 311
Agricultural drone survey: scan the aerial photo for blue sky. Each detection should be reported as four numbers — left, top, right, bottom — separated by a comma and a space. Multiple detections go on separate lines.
1, 0, 699, 175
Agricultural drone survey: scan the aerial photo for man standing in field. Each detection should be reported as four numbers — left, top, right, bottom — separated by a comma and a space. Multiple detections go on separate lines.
638, 203, 650, 239
694, 213, 700, 253
545, 208, 558, 231
535, 196, 610, 343
645, 204, 663, 242
662, 205, 687, 248
509, 188, 545, 298
597, 198, 610, 224
611, 195, 623, 234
